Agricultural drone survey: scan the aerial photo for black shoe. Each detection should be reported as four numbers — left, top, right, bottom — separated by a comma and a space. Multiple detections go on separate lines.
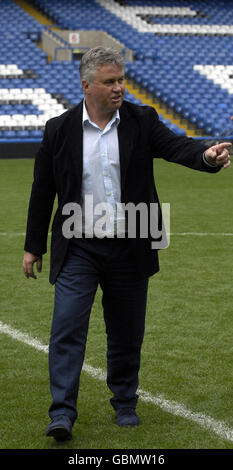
116, 408, 140, 427
46, 415, 73, 441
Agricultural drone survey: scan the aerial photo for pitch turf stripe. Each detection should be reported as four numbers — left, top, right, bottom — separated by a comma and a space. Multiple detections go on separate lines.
1, 321, 233, 443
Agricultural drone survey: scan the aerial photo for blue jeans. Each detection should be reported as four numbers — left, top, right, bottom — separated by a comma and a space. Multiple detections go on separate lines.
48, 237, 149, 423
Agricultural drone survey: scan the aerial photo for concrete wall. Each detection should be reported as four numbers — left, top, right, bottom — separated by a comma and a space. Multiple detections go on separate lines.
42, 30, 72, 61
42, 29, 133, 61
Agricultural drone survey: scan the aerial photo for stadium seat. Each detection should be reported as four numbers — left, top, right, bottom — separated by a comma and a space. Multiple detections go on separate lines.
1, 0, 233, 141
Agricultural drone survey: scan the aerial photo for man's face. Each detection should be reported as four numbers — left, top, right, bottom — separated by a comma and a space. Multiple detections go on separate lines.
82, 64, 125, 116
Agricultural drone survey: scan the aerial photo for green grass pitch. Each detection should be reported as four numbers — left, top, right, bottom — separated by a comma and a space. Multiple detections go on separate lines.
0, 156, 233, 449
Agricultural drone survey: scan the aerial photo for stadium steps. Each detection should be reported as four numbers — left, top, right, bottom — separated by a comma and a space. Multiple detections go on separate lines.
14, 0, 53, 26
13, 0, 59, 62
13, 1, 202, 138
125, 80, 202, 138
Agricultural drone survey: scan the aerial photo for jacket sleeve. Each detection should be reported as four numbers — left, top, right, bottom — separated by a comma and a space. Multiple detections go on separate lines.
24, 121, 56, 256
147, 106, 221, 173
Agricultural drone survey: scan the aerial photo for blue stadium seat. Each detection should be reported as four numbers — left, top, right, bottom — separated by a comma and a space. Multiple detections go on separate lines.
0, 0, 233, 140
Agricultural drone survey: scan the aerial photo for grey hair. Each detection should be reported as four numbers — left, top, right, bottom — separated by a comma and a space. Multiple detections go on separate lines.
79, 46, 125, 83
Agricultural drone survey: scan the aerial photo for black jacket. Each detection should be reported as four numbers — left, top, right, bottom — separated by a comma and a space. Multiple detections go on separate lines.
24, 100, 219, 284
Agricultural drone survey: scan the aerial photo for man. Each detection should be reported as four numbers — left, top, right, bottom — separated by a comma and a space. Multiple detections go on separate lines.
22, 47, 231, 441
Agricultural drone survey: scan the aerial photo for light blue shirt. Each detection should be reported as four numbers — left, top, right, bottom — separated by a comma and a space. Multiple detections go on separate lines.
81, 100, 124, 237
80, 101, 212, 238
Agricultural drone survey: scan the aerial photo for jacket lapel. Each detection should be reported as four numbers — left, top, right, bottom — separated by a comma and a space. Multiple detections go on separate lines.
66, 101, 84, 197
63, 100, 136, 199
118, 103, 136, 194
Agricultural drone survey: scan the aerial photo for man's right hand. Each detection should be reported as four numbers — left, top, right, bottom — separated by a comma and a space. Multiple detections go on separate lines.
22, 252, 43, 279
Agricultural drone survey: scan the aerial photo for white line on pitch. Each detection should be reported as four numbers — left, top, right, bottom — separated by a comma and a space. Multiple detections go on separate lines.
1, 232, 233, 237
1, 320, 233, 443
0, 232, 29, 236
170, 232, 233, 236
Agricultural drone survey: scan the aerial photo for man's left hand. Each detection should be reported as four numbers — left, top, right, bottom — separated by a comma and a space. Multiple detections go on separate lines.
204, 142, 232, 168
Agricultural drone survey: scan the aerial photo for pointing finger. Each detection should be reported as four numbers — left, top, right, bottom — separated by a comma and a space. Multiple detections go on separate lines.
215, 142, 232, 148
214, 142, 232, 153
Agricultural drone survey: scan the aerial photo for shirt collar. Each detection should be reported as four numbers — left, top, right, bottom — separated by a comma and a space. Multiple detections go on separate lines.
82, 99, 120, 130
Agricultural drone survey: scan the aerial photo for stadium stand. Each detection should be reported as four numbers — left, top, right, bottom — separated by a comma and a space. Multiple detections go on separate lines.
1, 0, 233, 156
